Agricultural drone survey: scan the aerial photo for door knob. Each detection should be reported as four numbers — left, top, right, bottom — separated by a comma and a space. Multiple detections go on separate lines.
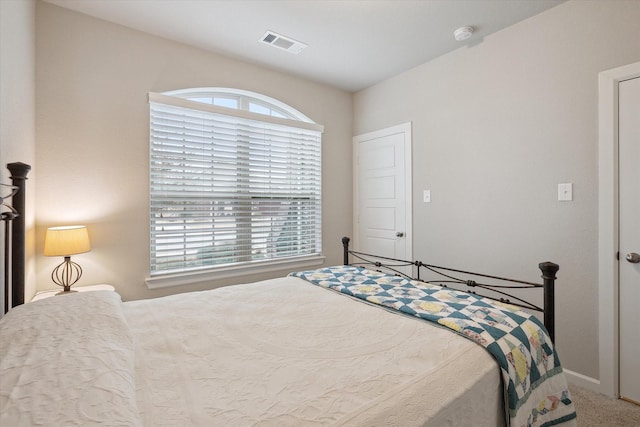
626, 252, 640, 264
396, 232, 404, 238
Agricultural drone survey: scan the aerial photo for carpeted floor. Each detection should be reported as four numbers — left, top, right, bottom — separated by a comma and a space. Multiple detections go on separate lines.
570, 384, 640, 426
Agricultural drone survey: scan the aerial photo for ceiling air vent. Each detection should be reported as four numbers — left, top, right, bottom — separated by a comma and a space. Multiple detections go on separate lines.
260, 31, 307, 54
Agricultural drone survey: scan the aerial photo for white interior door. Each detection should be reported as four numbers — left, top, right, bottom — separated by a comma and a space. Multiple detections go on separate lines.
619, 76, 640, 405
353, 123, 412, 267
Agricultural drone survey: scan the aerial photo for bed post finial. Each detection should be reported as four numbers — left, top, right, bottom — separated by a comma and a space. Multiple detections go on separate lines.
539, 261, 559, 342
342, 236, 350, 265
7, 162, 31, 308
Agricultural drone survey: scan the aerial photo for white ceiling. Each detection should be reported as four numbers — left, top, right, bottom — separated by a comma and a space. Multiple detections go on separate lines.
44, 0, 565, 92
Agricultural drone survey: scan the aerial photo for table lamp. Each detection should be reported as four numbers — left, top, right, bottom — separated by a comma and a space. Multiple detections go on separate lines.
44, 225, 91, 294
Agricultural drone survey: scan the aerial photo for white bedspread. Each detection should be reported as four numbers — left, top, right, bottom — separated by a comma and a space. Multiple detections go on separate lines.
0, 277, 506, 426
125, 276, 503, 426
0, 291, 141, 426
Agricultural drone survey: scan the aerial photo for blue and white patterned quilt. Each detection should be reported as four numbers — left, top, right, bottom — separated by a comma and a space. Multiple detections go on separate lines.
290, 266, 577, 427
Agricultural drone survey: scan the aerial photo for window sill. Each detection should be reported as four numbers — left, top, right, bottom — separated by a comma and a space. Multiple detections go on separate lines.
145, 255, 326, 290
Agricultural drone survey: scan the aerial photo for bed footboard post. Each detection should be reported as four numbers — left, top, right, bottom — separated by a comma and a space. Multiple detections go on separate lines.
539, 262, 559, 342
7, 162, 31, 308
342, 236, 350, 265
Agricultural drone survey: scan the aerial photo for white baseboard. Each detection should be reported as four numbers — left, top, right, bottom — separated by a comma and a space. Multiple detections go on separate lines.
564, 369, 603, 394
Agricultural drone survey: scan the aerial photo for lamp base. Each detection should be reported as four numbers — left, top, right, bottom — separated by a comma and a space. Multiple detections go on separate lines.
51, 256, 83, 292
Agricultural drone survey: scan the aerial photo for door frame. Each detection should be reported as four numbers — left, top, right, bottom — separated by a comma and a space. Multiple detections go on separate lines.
598, 61, 640, 398
353, 122, 412, 260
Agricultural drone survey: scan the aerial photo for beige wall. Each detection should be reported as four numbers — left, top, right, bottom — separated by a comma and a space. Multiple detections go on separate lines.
35, 2, 353, 301
0, 0, 37, 305
354, 0, 640, 381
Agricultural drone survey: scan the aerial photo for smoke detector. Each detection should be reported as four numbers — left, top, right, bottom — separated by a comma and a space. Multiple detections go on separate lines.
453, 26, 474, 42
260, 31, 307, 54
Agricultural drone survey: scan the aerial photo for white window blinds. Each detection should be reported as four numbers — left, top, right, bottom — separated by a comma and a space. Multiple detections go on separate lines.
149, 92, 323, 275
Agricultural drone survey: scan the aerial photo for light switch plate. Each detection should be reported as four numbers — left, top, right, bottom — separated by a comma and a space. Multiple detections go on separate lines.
423, 190, 431, 203
558, 183, 573, 201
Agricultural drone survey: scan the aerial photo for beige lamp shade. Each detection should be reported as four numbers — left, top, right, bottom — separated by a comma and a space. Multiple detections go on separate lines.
44, 226, 91, 257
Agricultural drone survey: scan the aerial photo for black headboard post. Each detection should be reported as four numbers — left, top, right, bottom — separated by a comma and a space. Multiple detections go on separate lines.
342, 236, 350, 265
7, 162, 31, 308
2, 205, 17, 314
539, 262, 559, 342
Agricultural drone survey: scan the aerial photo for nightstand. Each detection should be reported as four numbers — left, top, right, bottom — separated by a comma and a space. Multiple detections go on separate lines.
31, 284, 115, 302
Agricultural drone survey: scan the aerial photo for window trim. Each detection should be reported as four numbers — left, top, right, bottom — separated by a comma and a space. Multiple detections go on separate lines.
145, 254, 325, 289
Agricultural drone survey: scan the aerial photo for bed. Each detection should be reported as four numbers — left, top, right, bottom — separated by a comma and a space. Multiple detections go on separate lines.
1, 163, 577, 426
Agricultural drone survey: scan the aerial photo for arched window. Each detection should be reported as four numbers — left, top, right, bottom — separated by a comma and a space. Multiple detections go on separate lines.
164, 87, 314, 122
147, 88, 324, 286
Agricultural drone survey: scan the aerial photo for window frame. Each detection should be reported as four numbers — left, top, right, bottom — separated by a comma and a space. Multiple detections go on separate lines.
146, 89, 324, 289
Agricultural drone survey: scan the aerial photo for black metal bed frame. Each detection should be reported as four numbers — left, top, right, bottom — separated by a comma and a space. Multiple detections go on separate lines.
341, 236, 559, 341
2, 162, 31, 314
